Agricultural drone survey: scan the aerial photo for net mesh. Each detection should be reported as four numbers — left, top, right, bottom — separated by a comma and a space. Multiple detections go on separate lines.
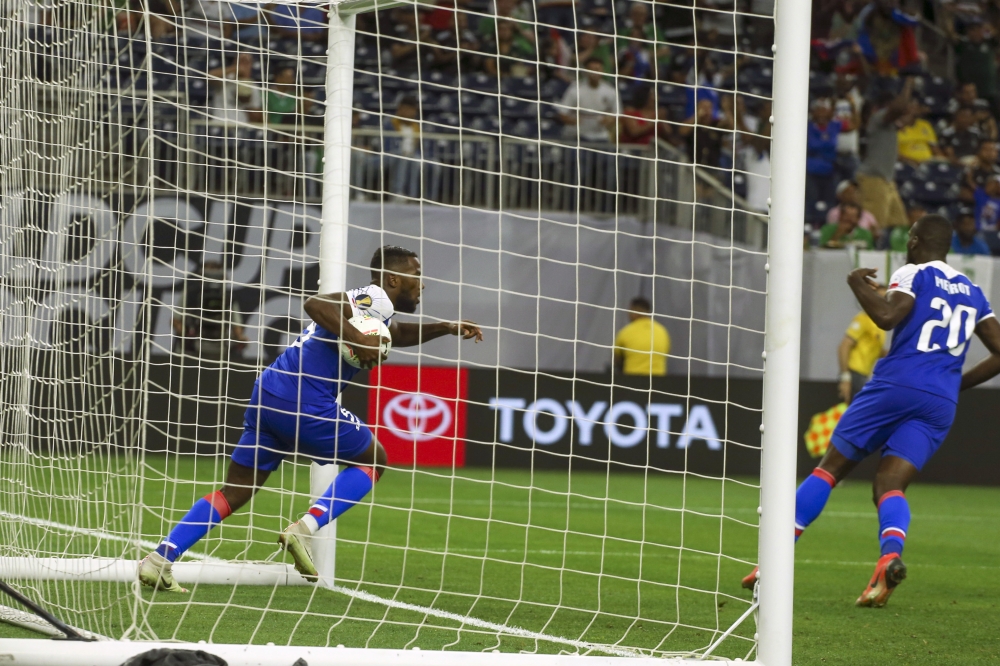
0, 0, 774, 659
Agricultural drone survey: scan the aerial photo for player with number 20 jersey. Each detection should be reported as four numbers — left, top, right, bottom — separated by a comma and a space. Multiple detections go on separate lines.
742, 215, 1000, 610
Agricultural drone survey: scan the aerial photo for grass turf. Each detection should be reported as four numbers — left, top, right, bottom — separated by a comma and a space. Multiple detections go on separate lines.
2, 454, 999, 663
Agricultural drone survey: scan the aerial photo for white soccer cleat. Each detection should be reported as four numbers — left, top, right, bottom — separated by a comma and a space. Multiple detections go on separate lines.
278, 521, 319, 583
138, 551, 187, 593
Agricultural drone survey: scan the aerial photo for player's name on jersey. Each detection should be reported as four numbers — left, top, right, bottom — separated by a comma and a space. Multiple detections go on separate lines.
934, 275, 972, 296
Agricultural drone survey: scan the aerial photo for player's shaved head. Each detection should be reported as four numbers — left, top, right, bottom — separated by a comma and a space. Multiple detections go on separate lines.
910, 214, 953, 260
370, 245, 418, 281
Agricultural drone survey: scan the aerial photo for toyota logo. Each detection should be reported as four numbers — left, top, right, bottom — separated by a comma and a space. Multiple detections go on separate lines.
382, 393, 453, 442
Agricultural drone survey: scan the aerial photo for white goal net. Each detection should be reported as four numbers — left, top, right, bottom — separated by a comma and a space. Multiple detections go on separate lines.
0, 0, 807, 663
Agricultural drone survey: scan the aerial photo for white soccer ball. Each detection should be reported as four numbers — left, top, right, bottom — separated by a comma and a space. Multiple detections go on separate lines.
339, 314, 392, 369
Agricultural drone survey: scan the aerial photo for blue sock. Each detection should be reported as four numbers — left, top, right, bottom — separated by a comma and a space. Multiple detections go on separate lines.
794, 468, 836, 541
301, 466, 379, 533
877, 491, 909, 556
155, 491, 232, 563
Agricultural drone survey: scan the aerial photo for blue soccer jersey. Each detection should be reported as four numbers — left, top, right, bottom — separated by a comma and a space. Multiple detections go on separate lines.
259, 285, 394, 405
872, 260, 994, 402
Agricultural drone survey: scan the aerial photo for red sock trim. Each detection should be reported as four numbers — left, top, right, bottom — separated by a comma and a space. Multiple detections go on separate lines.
358, 466, 381, 483
204, 491, 232, 520
308, 507, 325, 518
794, 528, 804, 537
811, 467, 837, 488
877, 490, 905, 509
881, 528, 906, 541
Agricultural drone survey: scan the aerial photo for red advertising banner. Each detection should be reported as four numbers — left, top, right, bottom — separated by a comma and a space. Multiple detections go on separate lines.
367, 365, 468, 467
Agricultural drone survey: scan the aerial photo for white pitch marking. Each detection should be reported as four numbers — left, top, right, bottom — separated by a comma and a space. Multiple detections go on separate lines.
0, 511, 643, 657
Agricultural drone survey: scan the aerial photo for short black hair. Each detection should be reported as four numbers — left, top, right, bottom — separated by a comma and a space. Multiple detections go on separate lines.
629, 296, 652, 311
397, 94, 419, 109
370, 245, 418, 281
914, 214, 953, 253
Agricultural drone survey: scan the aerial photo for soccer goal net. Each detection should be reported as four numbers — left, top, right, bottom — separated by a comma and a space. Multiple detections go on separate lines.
0, 0, 809, 663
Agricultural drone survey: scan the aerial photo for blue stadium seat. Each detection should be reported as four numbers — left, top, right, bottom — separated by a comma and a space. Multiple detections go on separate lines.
501, 98, 537, 120
464, 72, 499, 94
355, 88, 383, 111
502, 76, 539, 100
461, 91, 498, 116
540, 118, 563, 139
540, 78, 568, 102
894, 161, 918, 184
921, 161, 965, 184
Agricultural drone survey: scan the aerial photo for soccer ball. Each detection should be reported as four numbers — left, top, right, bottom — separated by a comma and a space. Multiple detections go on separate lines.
340, 314, 392, 369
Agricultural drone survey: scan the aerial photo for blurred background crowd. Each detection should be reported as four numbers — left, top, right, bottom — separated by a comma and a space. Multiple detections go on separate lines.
29, 0, 1000, 252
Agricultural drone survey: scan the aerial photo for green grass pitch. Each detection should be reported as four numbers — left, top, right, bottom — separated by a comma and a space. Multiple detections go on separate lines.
2, 454, 999, 664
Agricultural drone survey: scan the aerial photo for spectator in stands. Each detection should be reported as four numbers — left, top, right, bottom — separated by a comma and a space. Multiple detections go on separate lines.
820, 202, 874, 249
388, 95, 422, 199
269, 2, 327, 43
477, 0, 534, 42
940, 106, 982, 165
832, 73, 863, 180
950, 18, 998, 118
888, 201, 925, 252
963, 140, 1000, 199
183, 0, 238, 40
973, 174, 1000, 244
618, 37, 653, 84
947, 81, 978, 115
805, 99, 841, 225
973, 98, 998, 141
678, 97, 729, 169
827, 179, 879, 233
826, 0, 863, 41
617, 2, 670, 75
207, 53, 261, 128
264, 67, 300, 125
952, 206, 991, 255
387, 7, 424, 74
620, 83, 660, 145
856, 79, 912, 231
540, 32, 573, 84
855, 0, 920, 77
614, 297, 670, 377
483, 19, 536, 78
575, 28, 613, 73
558, 57, 620, 143
896, 99, 942, 164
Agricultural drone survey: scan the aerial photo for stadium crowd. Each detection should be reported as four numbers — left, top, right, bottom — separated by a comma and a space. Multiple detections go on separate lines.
45, 0, 1000, 251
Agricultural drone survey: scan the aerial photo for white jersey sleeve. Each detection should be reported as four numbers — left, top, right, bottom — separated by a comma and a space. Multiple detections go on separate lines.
887, 264, 919, 298
347, 285, 394, 325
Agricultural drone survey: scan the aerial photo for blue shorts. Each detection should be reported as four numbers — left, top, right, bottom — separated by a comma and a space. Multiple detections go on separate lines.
831, 380, 956, 471
231, 382, 373, 472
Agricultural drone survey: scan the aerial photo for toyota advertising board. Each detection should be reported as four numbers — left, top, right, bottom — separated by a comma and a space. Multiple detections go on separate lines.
367, 365, 468, 467
462, 371, 764, 475
138, 364, 1000, 485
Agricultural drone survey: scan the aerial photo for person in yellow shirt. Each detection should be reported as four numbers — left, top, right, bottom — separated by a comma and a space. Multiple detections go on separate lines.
614, 297, 670, 376
837, 285, 887, 403
896, 100, 943, 165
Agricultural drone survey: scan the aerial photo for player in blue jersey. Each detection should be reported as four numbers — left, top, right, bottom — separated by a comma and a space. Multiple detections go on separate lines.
139, 246, 484, 592
742, 214, 1000, 607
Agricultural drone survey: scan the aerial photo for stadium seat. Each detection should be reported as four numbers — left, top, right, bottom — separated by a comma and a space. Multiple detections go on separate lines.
463, 72, 499, 93
502, 76, 539, 100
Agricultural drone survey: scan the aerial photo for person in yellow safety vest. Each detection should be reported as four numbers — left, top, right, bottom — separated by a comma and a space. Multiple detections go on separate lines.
838, 285, 888, 403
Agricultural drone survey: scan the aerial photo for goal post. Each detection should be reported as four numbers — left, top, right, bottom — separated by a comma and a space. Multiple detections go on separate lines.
0, 0, 814, 662
756, 0, 813, 663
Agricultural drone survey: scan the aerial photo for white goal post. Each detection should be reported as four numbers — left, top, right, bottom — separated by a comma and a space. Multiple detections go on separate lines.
0, 0, 812, 662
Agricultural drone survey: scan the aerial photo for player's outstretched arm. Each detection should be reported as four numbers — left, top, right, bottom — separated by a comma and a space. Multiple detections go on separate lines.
847, 268, 914, 330
389, 320, 484, 348
305, 292, 386, 367
961, 316, 1000, 391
